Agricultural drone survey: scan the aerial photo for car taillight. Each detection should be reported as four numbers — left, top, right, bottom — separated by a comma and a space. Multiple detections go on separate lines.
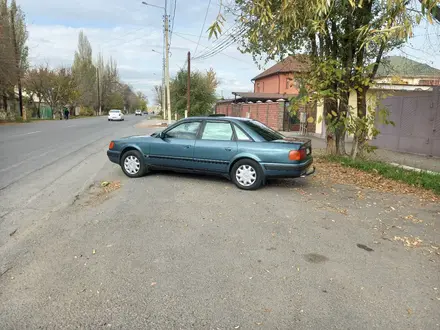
109, 141, 115, 149
288, 149, 306, 161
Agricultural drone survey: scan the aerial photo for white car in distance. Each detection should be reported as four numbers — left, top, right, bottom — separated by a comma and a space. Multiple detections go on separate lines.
108, 109, 124, 121
135, 109, 142, 116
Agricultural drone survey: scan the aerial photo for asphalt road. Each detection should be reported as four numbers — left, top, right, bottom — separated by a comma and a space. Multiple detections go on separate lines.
0, 116, 439, 329
0, 115, 146, 191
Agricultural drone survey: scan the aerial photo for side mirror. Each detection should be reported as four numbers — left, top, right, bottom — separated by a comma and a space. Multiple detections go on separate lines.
158, 131, 165, 139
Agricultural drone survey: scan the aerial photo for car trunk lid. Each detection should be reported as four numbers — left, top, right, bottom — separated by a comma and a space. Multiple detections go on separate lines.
271, 137, 312, 157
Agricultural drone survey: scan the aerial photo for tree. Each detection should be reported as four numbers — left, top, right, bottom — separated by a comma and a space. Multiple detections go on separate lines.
137, 91, 148, 111
23, 65, 50, 118
98, 55, 121, 113
209, 0, 439, 158
170, 67, 218, 117
154, 85, 163, 108
0, 0, 28, 116
72, 31, 96, 111
42, 67, 77, 118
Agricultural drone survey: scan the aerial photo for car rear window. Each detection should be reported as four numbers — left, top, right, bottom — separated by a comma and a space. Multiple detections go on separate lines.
240, 120, 285, 141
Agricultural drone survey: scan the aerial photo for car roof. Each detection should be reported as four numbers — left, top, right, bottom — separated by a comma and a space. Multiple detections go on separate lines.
181, 116, 252, 123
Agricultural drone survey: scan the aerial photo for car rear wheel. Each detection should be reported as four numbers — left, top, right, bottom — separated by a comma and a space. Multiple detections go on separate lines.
121, 150, 147, 178
231, 159, 264, 190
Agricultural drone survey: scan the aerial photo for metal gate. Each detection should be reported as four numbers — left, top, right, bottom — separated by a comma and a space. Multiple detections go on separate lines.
372, 88, 440, 157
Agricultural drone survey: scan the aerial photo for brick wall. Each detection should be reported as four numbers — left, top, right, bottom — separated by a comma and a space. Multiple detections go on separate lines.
254, 73, 301, 94
215, 102, 284, 130
255, 75, 279, 93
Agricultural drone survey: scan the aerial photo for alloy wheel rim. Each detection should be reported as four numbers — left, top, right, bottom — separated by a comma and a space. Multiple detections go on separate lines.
124, 155, 140, 174
236, 164, 257, 187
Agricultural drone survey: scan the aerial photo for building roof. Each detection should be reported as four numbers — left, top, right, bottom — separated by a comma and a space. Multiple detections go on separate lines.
376, 56, 440, 78
232, 92, 297, 101
252, 56, 309, 81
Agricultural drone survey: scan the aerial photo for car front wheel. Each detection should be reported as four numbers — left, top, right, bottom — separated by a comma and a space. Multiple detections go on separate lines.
231, 159, 264, 190
121, 150, 147, 178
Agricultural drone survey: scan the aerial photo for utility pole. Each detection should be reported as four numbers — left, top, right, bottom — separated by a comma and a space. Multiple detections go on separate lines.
97, 67, 101, 116
164, 14, 171, 124
162, 58, 166, 120
186, 51, 190, 118
142, 1, 171, 123
10, 7, 24, 120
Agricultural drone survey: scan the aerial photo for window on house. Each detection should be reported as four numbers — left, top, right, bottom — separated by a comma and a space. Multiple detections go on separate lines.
256, 82, 261, 92
286, 78, 292, 89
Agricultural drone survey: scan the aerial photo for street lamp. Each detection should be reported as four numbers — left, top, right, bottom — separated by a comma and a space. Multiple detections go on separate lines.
141, 1, 165, 10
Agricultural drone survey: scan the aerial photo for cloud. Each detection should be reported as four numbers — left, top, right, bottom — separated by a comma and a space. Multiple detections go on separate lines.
21, 0, 262, 102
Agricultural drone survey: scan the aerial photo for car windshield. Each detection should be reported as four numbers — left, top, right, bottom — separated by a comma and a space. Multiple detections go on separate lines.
241, 120, 285, 141
109, 110, 120, 113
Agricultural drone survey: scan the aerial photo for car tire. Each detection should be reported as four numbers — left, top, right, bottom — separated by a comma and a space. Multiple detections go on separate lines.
231, 159, 264, 190
120, 150, 147, 178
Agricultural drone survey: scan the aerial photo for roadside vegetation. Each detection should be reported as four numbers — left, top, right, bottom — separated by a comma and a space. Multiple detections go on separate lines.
0, 1, 148, 121
209, 0, 440, 160
322, 155, 440, 196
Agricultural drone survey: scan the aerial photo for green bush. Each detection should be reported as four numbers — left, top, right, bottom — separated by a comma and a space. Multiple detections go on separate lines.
79, 106, 95, 116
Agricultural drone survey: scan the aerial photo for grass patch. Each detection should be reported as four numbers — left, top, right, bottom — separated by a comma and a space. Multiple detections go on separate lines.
323, 155, 440, 195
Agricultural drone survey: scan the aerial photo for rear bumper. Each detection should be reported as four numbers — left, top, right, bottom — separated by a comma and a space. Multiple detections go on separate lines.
107, 150, 121, 164
262, 158, 315, 178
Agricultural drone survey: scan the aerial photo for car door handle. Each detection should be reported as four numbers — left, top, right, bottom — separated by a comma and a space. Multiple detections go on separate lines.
184, 145, 191, 149
225, 147, 232, 151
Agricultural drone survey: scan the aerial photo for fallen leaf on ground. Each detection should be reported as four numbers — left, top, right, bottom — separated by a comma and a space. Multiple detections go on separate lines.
101, 181, 121, 194
404, 215, 423, 223
151, 282, 157, 286
314, 158, 439, 202
101, 181, 110, 187
394, 236, 423, 247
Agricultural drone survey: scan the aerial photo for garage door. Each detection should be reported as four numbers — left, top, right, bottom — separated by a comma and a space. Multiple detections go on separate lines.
372, 91, 440, 157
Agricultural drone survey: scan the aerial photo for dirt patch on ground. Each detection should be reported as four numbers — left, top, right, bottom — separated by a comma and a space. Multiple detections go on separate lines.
312, 157, 439, 202
73, 181, 122, 207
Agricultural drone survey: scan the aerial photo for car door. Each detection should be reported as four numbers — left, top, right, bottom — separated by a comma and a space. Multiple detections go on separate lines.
149, 121, 201, 169
193, 120, 238, 173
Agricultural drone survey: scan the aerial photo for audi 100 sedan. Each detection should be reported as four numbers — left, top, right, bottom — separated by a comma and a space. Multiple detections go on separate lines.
107, 117, 315, 190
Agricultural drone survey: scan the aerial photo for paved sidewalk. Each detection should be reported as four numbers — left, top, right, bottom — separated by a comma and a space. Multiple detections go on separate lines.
281, 131, 440, 173
135, 118, 176, 129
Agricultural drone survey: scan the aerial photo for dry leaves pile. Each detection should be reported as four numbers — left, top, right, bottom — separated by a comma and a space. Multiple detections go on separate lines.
100, 181, 121, 195
313, 158, 439, 202
393, 236, 423, 247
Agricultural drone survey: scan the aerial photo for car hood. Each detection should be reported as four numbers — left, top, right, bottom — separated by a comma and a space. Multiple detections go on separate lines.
116, 135, 153, 142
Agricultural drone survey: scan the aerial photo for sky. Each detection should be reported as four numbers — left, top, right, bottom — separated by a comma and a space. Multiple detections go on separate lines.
17, 0, 440, 105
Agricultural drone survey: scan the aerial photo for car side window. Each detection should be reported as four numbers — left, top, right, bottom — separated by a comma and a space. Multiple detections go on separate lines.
234, 124, 252, 141
165, 121, 201, 140
201, 122, 233, 141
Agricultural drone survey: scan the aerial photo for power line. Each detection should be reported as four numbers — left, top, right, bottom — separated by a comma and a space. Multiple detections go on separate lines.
169, 0, 177, 45
191, 22, 240, 59
194, 0, 212, 55
172, 32, 252, 65
192, 26, 245, 61
97, 26, 148, 49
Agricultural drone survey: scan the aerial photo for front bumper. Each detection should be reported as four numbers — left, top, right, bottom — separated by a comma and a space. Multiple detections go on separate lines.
107, 150, 121, 164
108, 117, 123, 120
262, 158, 315, 178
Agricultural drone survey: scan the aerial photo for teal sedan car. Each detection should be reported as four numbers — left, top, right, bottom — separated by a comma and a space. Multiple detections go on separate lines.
107, 117, 315, 190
